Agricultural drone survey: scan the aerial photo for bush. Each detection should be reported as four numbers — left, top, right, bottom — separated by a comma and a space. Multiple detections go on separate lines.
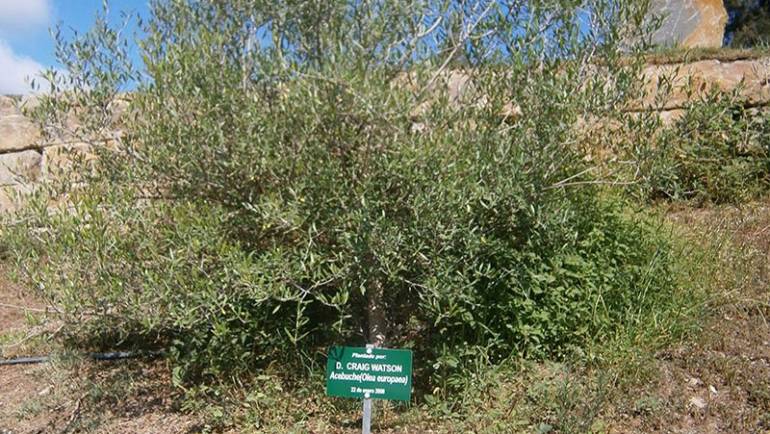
635, 92, 770, 204
4, 0, 675, 391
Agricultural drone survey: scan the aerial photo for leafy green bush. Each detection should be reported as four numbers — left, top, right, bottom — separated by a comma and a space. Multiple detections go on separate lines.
4, 0, 676, 391
635, 92, 770, 204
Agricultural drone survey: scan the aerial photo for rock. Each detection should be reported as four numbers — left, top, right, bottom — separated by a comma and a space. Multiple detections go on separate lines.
0, 114, 40, 152
637, 57, 770, 111
0, 95, 19, 116
411, 122, 427, 134
108, 96, 131, 129
689, 396, 708, 410
659, 109, 686, 125
19, 93, 43, 114
501, 102, 523, 122
686, 377, 703, 388
446, 71, 474, 105
0, 150, 42, 186
42, 142, 95, 179
649, 0, 727, 49
0, 184, 35, 212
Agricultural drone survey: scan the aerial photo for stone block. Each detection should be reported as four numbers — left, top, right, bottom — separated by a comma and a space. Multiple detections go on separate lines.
650, 0, 727, 49
0, 184, 34, 213
0, 150, 42, 186
0, 114, 40, 152
637, 57, 770, 110
42, 142, 95, 179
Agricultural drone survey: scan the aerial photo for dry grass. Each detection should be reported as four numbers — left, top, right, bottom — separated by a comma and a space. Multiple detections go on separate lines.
605, 199, 770, 433
642, 47, 770, 65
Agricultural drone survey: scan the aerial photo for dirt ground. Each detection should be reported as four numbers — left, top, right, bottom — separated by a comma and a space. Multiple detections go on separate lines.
0, 360, 202, 434
1, 201, 769, 433
608, 202, 770, 434
0, 264, 202, 434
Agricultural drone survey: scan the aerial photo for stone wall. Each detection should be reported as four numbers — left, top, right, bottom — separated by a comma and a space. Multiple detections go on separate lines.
0, 96, 42, 212
0, 95, 109, 212
1, 54, 770, 212
635, 54, 770, 123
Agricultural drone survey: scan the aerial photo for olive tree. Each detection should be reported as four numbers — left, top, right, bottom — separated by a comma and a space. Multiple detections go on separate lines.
6, 0, 675, 388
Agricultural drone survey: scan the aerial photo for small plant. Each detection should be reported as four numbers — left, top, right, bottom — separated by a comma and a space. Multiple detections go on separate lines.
633, 395, 663, 415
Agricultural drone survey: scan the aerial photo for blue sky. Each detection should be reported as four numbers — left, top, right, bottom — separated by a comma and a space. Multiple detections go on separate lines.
0, 0, 149, 94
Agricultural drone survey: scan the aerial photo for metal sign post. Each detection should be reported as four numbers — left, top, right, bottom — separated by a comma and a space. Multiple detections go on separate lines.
362, 390, 372, 434
362, 344, 373, 434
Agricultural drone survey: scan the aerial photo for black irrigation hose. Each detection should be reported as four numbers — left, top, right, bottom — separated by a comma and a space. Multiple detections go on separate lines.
0, 355, 49, 365
0, 350, 165, 366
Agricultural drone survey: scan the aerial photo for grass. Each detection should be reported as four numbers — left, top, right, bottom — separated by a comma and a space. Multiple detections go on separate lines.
642, 46, 770, 65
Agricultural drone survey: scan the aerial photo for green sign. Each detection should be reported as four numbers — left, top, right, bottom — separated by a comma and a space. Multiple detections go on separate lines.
326, 346, 413, 401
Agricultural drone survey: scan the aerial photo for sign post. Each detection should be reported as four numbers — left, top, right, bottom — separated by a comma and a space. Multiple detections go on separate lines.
362, 391, 372, 434
326, 345, 413, 433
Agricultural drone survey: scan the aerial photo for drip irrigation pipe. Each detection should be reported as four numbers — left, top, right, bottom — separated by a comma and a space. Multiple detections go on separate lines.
0, 350, 164, 366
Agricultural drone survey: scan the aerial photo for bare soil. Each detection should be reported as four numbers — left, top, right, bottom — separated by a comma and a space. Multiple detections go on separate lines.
0, 266, 201, 434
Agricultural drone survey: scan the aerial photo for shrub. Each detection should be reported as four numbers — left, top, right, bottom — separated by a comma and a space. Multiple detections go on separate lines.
4, 0, 674, 391
633, 92, 770, 204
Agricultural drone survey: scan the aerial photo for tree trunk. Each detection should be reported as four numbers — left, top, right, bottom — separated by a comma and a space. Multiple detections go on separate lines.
366, 278, 387, 347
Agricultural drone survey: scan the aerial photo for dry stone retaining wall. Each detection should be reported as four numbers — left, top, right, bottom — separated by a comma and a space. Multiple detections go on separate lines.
0, 96, 43, 212
635, 55, 770, 124
1, 55, 769, 212
0, 95, 107, 212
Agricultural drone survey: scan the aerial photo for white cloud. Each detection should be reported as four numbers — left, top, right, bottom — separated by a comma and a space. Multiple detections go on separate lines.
0, 40, 44, 94
0, 0, 51, 31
